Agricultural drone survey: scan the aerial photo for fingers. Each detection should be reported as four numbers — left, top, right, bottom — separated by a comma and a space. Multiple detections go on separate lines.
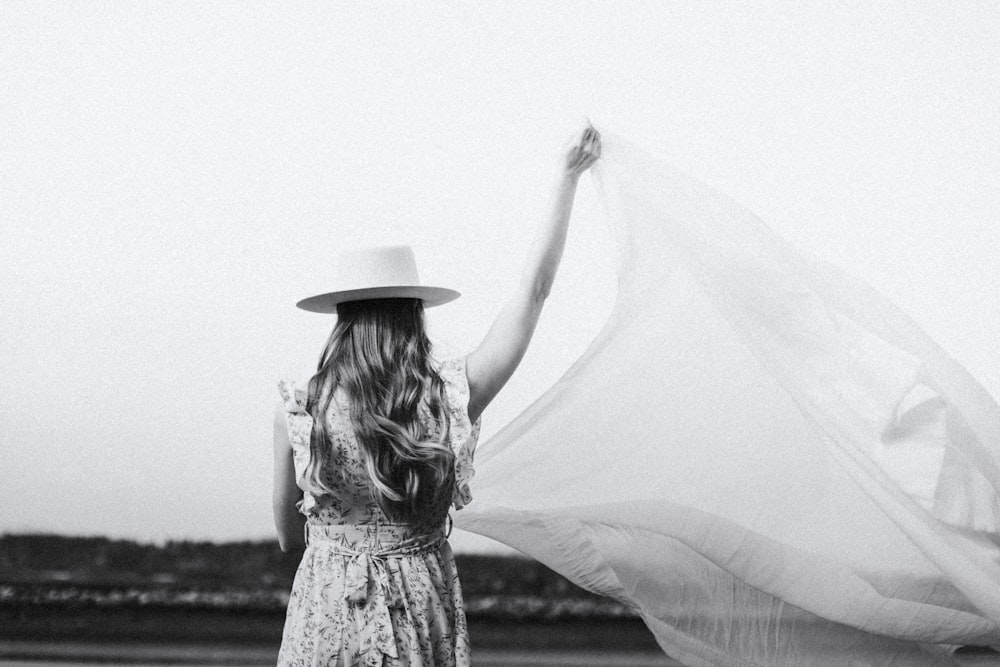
583, 127, 601, 153
568, 123, 600, 150
577, 126, 599, 150
563, 123, 602, 175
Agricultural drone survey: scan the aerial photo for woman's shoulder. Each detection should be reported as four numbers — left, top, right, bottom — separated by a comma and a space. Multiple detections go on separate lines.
435, 355, 479, 510
435, 355, 480, 430
436, 355, 469, 385
436, 355, 474, 410
277, 378, 308, 415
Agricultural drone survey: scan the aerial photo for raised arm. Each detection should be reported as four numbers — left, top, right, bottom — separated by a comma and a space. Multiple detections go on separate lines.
466, 125, 601, 423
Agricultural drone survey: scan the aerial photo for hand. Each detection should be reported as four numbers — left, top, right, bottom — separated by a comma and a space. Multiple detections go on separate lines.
563, 124, 602, 179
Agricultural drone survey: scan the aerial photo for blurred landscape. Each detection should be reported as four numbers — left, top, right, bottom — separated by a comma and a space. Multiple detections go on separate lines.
8, 535, 994, 666
0, 534, 664, 664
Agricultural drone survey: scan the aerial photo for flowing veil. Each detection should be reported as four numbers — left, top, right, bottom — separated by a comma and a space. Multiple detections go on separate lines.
453, 133, 1000, 666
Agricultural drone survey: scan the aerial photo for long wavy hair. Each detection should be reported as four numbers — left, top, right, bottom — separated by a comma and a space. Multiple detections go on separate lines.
303, 298, 453, 522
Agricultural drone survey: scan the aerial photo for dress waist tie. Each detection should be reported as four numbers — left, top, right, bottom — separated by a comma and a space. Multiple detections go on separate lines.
304, 521, 448, 667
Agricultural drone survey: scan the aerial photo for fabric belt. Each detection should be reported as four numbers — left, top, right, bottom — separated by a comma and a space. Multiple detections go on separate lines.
302, 520, 450, 667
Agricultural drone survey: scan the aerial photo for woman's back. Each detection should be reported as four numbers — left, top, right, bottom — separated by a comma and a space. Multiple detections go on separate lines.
276, 355, 479, 667
278, 356, 479, 534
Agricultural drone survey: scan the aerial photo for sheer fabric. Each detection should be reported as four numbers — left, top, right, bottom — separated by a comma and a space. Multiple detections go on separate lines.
454, 133, 1000, 666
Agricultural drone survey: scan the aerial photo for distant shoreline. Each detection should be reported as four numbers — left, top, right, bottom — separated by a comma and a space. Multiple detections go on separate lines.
1, 533, 663, 660
0, 640, 678, 667
0, 534, 620, 610
0, 606, 665, 663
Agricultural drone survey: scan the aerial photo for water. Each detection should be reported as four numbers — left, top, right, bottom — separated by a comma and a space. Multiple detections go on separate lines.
3, 642, 997, 666
0, 653, 679, 667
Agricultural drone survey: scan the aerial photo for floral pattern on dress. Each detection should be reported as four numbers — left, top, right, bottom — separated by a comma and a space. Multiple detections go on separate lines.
437, 357, 480, 511
276, 356, 480, 667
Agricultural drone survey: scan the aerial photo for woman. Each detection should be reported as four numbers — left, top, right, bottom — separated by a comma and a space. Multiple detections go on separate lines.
272, 125, 601, 666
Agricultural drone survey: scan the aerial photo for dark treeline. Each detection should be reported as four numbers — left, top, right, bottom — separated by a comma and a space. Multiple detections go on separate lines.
0, 533, 588, 600
0, 533, 640, 644
1, 533, 299, 588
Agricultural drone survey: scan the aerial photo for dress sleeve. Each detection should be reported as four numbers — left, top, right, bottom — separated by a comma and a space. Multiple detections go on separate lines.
439, 356, 481, 510
276, 378, 317, 514
278, 378, 308, 415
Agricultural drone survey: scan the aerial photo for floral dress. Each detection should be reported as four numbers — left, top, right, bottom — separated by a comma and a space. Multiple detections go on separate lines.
276, 356, 480, 667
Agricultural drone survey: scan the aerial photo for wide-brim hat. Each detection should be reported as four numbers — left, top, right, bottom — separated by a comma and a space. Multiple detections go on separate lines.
296, 245, 460, 313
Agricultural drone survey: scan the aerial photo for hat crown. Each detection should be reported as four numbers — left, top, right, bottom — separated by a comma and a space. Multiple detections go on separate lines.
295, 244, 459, 313
334, 245, 421, 289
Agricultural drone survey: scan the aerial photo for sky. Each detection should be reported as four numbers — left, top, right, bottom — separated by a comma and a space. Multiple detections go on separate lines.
2, 2, 998, 552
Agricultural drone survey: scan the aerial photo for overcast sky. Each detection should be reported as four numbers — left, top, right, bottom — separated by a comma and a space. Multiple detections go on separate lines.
2, 2, 997, 552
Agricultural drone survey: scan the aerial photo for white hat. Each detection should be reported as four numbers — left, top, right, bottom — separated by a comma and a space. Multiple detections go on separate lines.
296, 245, 460, 313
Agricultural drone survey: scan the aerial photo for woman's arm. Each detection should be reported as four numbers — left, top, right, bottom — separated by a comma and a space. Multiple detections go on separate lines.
466, 125, 601, 423
272, 402, 305, 553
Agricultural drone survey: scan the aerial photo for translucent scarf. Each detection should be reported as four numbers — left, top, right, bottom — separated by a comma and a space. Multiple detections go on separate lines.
454, 133, 1000, 666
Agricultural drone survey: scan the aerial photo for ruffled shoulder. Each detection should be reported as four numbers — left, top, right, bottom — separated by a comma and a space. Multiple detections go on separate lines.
277, 378, 308, 415
276, 378, 317, 516
437, 356, 481, 510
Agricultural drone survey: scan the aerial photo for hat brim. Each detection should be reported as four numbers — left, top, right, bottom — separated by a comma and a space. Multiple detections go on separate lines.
295, 286, 460, 313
